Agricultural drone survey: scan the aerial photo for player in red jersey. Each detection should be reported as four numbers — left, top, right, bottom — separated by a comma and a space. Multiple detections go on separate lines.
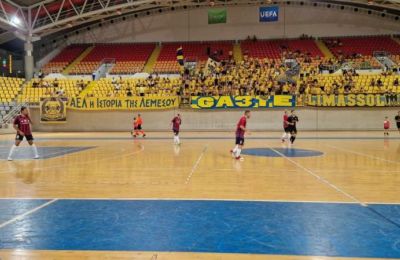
281, 110, 290, 143
7, 106, 39, 161
231, 110, 251, 161
171, 114, 182, 145
384, 116, 391, 136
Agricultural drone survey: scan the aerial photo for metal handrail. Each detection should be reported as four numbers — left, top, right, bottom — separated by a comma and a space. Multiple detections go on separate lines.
1, 102, 28, 126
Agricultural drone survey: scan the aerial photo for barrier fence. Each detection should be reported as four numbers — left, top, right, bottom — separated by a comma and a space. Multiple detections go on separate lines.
36, 94, 400, 123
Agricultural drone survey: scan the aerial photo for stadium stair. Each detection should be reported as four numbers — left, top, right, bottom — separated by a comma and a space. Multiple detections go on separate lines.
233, 43, 243, 62
392, 36, 400, 46
315, 40, 334, 59
79, 80, 97, 98
144, 45, 161, 73
63, 45, 95, 74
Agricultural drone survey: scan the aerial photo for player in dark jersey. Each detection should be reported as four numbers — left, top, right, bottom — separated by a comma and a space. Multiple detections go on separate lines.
230, 110, 251, 161
395, 111, 400, 134
171, 114, 182, 145
7, 106, 39, 161
281, 110, 291, 143
287, 110, 299, 144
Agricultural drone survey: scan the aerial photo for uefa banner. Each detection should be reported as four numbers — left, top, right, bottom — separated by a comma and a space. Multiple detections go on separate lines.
40, 97, 67, 123
191, 95, 296, 109
67, 96, 179, 110
259, 6, 279, 22
305, 94, 398, 107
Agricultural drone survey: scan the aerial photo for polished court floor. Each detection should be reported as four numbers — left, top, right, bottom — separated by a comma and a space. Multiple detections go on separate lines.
0, 131, 400, 259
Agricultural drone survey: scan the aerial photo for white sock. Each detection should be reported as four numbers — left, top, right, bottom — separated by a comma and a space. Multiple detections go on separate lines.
282, 133, 287, 139
31, 144, 39, 157
8, 145, 17, 159
173, 135, 177, 143
235, 148, 241, 157
233, 145, 239, 153
176, 136, 180, 144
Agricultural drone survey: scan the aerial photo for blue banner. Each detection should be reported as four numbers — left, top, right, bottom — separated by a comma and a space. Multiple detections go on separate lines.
259, 6, 279, 22
191, 95, 296, 109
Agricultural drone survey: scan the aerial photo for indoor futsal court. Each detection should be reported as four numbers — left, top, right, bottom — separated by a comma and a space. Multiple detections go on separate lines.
1, 0, 400, 259
1, 131, 400, 259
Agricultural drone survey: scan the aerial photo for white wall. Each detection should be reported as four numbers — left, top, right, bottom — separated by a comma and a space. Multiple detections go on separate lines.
66, 5, 400, 43
29, 107, 400, 132
0, 126, 15, 134
35, 45, 64, 71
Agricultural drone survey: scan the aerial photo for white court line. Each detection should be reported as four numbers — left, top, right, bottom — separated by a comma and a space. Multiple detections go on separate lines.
0, 144, 145, 175
185, 145, 208, 184
327, 144, 400, 165
0, 197, 357, 204
269, 148, 367, 206
0, 199, 58, 230
0, 146, 83, 162
2, 197, 400, 205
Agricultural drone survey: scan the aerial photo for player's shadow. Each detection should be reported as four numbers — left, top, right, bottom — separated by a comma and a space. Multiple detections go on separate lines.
5, 160, 41, 185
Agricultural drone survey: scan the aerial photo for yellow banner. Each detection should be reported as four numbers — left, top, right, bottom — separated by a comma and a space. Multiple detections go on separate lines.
40, 97, 67, 123
191, 95, 296, 109
305, 94, 393, 107
67, 96, 179, 110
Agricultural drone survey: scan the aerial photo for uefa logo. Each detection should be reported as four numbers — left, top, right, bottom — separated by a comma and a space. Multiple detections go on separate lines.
259, 6, 279, 22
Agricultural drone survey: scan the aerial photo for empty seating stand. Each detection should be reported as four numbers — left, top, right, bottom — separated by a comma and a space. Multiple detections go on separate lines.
0, 77, 24, 103
42, 44, 88, 74
241, 39, 323, 59
323, 36, 400, 57
68, 43, 156, 75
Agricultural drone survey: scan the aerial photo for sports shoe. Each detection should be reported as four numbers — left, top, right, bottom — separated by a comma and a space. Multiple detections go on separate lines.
7, 157, 12, 161
143, 134, 146, 138
236, 156, 244, 161
34, 155, 40, 159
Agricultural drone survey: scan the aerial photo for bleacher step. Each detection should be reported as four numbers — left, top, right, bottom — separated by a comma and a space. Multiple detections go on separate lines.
392, 37, 400, 47
233, 43, 243, 62
315, 40, 334, 59
62, 45, 95, 75
144, 45, 161, 73
79, 81, 97, 98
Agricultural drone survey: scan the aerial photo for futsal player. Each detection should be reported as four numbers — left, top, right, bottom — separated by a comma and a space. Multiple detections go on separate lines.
395, 111, 400, 134
384, 116, 391, 136
231, 110, 251, 161
287, 110, 299, 144
135, 114, 146, 138
131, 117, 138, 137
171, 113, 182, 145
281, 110, 290, 143
7, 106, 39, 161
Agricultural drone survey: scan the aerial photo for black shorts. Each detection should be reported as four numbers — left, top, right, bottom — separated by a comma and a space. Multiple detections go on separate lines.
284, 127, 290, 133
137, 125, 142, 130
288, 127, 297, 134
173, 129, 179, 135
236, 137, 245, 145
16, 134, 33, 141
397, 123, 400, 129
